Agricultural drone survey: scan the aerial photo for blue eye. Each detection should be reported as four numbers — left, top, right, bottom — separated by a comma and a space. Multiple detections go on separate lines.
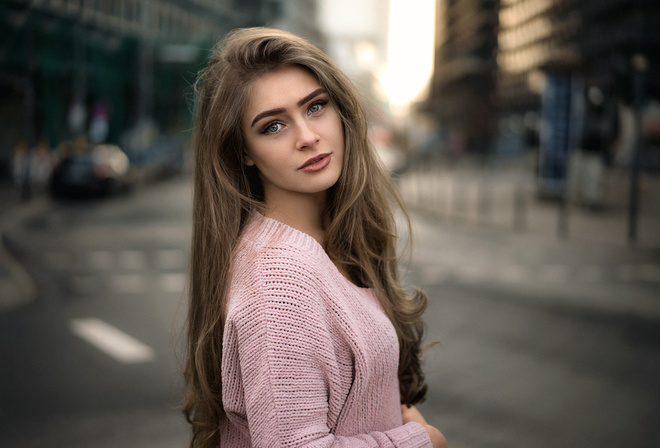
309, 101, 327, 114
262, 123, 283, 134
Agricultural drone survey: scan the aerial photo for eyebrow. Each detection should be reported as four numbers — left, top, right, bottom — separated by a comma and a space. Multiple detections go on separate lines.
250, 88, 327, 128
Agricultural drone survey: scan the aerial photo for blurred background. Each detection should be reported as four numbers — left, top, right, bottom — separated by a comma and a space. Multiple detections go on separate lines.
0, 0, 659, 447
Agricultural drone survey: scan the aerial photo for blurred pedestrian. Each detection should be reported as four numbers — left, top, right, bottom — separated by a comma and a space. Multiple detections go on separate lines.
183, 27, 447, 448
11, 139, 28, 189
29, 139, 53, 193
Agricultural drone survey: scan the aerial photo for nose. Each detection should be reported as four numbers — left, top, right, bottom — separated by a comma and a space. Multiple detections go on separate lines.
296, 120, 320, 150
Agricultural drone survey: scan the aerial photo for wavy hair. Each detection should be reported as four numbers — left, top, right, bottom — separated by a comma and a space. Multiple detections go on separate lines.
183, 27, 429, 448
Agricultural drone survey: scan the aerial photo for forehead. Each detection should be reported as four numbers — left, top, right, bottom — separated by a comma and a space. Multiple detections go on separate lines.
245, 66, 321, 113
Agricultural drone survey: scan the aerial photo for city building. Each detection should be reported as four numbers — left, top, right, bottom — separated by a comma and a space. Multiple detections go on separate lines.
426, 0, 660, 192
496, 0, 660, 195
268, 0, 323, 46
426, 0, 500, 156
497, 0, 660, 111
317, 0, 389, 118
0, 0, 325, 183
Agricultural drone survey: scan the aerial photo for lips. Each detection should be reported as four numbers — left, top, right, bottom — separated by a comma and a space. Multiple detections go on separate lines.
298, 153, 331, 172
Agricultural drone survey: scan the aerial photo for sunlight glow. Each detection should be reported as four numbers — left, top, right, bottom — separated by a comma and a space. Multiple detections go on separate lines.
380, 0, 436, 115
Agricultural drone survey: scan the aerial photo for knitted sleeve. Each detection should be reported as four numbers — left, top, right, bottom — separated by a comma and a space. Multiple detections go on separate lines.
222, 246, 432, 447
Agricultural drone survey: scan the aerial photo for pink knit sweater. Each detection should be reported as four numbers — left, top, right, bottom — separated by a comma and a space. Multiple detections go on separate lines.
220, 213, 432, 447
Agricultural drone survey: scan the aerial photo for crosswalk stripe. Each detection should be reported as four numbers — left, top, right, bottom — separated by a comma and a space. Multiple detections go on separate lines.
70, 318, 155, 363
155, 249, 187, 270
111, 274, 146, 293
118, 250, 148, 270
89, 250, 115, 270
159, 273, 187, 293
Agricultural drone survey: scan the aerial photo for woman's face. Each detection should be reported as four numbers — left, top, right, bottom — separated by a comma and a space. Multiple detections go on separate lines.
241, 65, 344, 211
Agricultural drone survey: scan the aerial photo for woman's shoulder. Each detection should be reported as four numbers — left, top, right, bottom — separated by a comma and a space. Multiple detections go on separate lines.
228, 213, 332, 312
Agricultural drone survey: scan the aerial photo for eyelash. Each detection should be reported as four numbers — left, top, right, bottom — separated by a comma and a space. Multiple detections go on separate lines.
260, 100, 328, 135
308, 100, 327, 115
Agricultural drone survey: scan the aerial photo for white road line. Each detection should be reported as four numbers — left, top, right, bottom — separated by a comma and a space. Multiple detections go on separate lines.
118, 250, 147, 270
89, 250, 115, 270
70, 318, 155, 363
111, 274, 146, 294
155, 249, 187, 270
159, 273, 187, 293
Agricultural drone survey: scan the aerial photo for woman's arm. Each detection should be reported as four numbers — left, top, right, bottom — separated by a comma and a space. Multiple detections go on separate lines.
222, 250, 432, 447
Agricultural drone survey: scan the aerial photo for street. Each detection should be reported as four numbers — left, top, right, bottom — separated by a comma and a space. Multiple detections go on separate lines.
0, 178, 192, 448
409, 213, 660, 448
1, 176, 659, 448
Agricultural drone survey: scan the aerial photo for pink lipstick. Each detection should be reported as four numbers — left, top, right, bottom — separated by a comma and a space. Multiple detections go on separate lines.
299, 153, 331, 172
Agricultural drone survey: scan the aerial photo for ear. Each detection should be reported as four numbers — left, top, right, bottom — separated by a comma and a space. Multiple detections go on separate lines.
244, 152, 255, 166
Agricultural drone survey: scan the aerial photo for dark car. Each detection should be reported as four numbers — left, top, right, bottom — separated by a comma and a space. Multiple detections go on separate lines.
50, 144, 131, 197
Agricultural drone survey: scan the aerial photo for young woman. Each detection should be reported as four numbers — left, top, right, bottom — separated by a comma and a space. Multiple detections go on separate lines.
183, 27, 447, 448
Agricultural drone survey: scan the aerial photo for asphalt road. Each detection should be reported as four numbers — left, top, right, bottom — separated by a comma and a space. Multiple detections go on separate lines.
0, 178, 192, 448
1, 176, 659, 448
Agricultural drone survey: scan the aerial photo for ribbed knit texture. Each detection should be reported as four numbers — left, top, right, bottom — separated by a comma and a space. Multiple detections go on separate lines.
220, 212, 432, 447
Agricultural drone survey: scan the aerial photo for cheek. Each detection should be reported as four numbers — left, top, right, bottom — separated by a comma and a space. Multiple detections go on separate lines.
247, 141, 287, 170
328, 115, 344, 146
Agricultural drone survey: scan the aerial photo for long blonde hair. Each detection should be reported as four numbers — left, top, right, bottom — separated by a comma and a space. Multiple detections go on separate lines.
184, 27, 429, 448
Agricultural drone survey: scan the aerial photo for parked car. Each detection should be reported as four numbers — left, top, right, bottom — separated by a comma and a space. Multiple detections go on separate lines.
50, 144, 131, 197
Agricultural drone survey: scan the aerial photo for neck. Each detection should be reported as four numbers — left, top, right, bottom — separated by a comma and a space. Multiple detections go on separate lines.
263, 191, 328, 245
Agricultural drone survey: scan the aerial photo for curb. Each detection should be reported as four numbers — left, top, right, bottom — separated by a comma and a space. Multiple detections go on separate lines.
408, 206, 660, 325
0, 244, 36, 311
0, 196, 51, 312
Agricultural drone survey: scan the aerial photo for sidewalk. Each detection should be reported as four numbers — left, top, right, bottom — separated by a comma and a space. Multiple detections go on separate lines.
399, 156, 660, 322
400, 156, 660, 250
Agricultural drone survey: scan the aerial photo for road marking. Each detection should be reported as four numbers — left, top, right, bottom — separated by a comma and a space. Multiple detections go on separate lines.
155, 249, 187, 270
111, 274, 146, 293
70, 318, 155, 363
89, 250, 115, 270
159, 272, 187, 293
118, 250, 147, 270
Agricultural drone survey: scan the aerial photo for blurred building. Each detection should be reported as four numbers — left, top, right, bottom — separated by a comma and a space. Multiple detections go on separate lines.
427, 0, 500, 156
267, 0, 324, 46
317, 0, 389, 119
497, 0, 660, 195
427, 0, 660, 177
0, 0, 324, 182
497, 0, 660, 111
